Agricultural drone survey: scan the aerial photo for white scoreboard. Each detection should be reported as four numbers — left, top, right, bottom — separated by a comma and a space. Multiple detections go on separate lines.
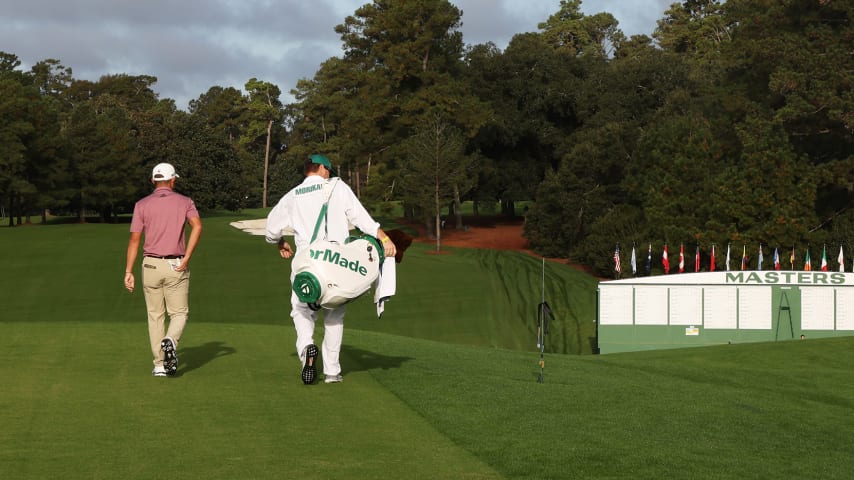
597, 271, 854, 353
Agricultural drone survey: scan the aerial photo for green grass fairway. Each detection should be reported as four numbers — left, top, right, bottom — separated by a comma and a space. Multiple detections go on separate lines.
2, 216, 853, 479
0, 322, 499, 479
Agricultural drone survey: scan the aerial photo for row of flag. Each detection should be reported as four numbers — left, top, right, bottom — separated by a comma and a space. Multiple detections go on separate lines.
613, 243, 851, 276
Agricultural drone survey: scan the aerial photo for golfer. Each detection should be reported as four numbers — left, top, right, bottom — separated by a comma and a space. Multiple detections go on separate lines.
124, 163, 202, 377
265, 154, 396, 384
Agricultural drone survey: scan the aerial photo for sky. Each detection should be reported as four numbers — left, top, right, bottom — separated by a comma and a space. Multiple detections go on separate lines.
1, 0, 674, 110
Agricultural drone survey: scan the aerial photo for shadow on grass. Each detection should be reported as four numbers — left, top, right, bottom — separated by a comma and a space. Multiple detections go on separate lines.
343, 345, 414, 374
175, 341, 236, 376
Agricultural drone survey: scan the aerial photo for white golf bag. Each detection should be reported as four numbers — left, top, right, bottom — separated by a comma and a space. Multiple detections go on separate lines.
291, 235, 384, 310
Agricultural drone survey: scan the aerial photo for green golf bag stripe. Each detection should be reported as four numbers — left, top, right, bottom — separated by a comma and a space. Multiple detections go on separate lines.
310, 203, 328, 243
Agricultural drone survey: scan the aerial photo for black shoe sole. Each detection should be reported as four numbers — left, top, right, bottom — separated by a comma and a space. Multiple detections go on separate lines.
161, 338, 178, 375
302, 344, 318, 384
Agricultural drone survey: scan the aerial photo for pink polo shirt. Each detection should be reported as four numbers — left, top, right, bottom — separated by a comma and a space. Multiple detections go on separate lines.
130, 187, 200, 257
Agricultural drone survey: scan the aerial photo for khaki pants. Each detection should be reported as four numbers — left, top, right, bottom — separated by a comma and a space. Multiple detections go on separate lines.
142, 257, 190, 367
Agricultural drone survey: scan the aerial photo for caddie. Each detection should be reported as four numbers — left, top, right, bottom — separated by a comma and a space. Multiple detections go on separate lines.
265, 154, 396, 385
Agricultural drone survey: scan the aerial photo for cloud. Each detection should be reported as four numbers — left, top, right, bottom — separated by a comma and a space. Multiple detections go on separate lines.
0, 0, 671, 110
580, 0, 674, 37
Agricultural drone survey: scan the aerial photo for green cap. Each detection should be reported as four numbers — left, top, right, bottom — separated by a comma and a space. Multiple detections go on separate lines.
309, 154, 337, 177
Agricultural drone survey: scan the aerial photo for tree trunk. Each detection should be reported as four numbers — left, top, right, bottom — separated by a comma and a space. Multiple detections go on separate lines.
8, 193, 15, 226
453, 184, 463, 230
501, 199, 515, 216
366, 154, 372, 186
355, 170, 361, 198
262, 119, 272, 208
434, 135, 441, 252
77, 189, 84, 223
435, 213, 441, 251
17, 195, 24, 225
423, 217, 434, 239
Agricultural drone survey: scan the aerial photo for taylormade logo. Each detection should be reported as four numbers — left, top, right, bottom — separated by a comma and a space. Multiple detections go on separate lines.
310, 248, 368, 276
295, 184, 322, 195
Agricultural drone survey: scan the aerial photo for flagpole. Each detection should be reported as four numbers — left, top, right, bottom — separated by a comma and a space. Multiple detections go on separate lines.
646, 243, 652, 277
631, 241, 637, 277
710, 243, 716, 272
791, 244, 795, 271
805, 244, 811, 271
726, 242, 731, 272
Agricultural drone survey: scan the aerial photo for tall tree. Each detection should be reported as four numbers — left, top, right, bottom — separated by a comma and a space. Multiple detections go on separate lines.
64, 94, 139, 221
655, 0, 732, 60
322, 0, 486, 215
243, 78, 283, 208
538, 0, 625, 57
30, 58, 73, 98
189, 86, 249, 144
398, 114, 474, 249
522, 33, 685, 261
466, 33, 579, 218
0, 53, 65, 225
0, 76, 32, 226
166, 112, 246, 212
712, 114, 818, 245
289, 56, 388, 196
721, 0, 853, 229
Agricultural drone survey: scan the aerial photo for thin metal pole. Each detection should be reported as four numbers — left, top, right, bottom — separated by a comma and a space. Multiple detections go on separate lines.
538, 258, 545, 383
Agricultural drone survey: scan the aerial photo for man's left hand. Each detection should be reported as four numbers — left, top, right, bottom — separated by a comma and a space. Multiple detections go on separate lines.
278, 238, 293, 259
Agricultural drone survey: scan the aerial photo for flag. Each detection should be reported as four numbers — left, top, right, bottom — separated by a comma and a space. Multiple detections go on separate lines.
726, 243, 731, 271
678, 244, 685, 273
662, 244, 670, 274
695, 244, 700, 272
804, 248, 812, 271
773, 247, 781, 270
614, 244, 622, 274
757, 244, 764, 271
790, 246, 796, 270
710, 245, 716, 272
839, 245, 845, 272
646, 243, 652, 276
741, 245, 748, 271
820, 245, 828, 271
630, 244, 637, 276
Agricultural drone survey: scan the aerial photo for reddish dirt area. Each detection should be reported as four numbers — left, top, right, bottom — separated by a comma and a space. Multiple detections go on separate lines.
401, 217, 597, 276
430, 220, 530, 250
403, 216, 526, 250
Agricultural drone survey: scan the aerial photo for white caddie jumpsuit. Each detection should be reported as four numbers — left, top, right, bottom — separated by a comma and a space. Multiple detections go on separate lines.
264, 176, 381, 376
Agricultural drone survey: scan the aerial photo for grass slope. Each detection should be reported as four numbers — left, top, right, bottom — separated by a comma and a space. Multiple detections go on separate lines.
2, 216, 852, 479
360, 330, 854, 479
348, 245, 598, 354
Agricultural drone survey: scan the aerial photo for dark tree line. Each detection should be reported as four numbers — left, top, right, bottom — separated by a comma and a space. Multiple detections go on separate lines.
1, 0, 851, 275
0, 56, 254, 223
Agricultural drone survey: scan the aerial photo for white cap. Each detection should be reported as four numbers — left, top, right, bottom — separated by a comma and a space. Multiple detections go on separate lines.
152, 163, 179, 181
